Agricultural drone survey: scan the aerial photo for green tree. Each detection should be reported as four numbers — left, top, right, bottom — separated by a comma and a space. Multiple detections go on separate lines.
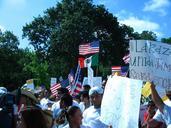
139, 31, 157, 41
22, 51, 50, 88
0, 30, 24, 90
161, 37, 171, 44
22, 0, 129, 77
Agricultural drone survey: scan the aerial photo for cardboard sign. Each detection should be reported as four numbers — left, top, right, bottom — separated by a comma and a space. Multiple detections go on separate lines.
129, 40, 171, 90
100, 76, 143, 128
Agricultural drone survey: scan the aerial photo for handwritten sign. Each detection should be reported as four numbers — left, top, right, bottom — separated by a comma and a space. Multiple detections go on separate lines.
129, 40, 171, 90
100, 76, 143, 128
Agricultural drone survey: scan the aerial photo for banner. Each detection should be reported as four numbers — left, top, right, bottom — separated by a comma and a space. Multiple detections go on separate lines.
129, 40, 171, 90
100, 76, 142, 128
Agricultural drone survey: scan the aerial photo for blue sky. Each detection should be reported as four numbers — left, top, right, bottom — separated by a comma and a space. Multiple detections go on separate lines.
0, 0, 171, 48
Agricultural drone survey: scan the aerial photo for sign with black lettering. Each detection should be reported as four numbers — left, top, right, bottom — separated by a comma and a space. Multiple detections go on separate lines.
129, 40, 171, 90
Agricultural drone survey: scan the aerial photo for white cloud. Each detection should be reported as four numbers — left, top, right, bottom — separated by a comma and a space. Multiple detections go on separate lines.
143, 0, 170, 16
0, 25, 5, 32
119, 16, 163, 37
115, 9, 134, 19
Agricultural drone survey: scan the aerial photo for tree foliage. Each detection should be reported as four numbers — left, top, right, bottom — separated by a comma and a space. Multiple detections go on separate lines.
22, 0, 130, 77
0, 30, 24, 90
161, 37, 171, 44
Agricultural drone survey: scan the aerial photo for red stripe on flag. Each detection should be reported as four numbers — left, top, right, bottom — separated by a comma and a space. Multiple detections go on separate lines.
111, 66, 121, 71
50, 83, 61, 96
79, 43, 99, 55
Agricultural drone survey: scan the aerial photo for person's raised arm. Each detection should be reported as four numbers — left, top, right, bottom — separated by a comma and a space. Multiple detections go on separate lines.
150, 82, 164, 113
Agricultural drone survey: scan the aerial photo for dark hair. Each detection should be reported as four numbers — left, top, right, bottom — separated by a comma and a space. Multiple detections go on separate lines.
60, 93, 73, 107
57, 87, 69, 94
21, 107, 51, 128
80, 91, 89, 99
66, 106, 80, 122
83, 85, 91, 90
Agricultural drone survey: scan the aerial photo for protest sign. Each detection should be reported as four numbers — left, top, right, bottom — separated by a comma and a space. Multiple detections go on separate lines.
83, 77, 102, 87
100, 76, 142, 128
50, 77, 57, 87
129, 40, 171, 90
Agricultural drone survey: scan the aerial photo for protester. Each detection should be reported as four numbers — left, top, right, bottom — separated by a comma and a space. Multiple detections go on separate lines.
51, 87, 79, 111
83, 85, 91, 92
51, 87, 69, 111
150, 82, 171, 127
79, 91, 90, 112
82, 86, 109, 128
142, 101, 165, 128
52, 93, 73, 128
63, 106, 90, 128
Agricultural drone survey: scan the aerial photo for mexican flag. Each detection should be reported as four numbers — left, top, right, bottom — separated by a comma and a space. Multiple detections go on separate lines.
78, 54, 98, 68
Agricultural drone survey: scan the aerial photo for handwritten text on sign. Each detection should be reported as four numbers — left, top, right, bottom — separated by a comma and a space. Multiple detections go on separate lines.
129, 40, 171, 89
100, 76, 142, 128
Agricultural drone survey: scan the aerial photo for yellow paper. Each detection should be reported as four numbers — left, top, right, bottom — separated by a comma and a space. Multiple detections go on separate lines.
141, 81, 151, 98
162, 95, 169, 101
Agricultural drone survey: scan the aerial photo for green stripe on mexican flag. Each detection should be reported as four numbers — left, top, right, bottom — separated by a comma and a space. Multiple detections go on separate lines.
78, 54, 98, 68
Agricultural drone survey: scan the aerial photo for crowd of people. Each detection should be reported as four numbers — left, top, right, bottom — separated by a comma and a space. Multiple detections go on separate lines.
0, 80, 171, 128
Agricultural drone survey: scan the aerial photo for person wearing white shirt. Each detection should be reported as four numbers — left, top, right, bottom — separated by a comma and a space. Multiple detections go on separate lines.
82, 86, 109, 128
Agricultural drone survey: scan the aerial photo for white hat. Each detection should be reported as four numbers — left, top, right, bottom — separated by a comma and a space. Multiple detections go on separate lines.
89, 86, 104, 96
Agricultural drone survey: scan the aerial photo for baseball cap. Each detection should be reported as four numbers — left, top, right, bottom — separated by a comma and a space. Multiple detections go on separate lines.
89, 86, 104, 96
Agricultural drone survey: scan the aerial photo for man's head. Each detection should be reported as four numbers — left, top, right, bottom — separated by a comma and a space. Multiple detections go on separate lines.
83, 85, 91, 92
89, 86, 103, 108
80, 91, 89, 103
59, 93, 73, 109
56, 87, 69, 101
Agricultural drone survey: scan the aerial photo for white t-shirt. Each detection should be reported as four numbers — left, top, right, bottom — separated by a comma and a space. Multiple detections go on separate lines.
40, 98, 49, 110
63, 124, 90, 128
51, 100, 80, 118
79, 102, 85, 112
153, 100, 171, 123
82, 106, 108, 128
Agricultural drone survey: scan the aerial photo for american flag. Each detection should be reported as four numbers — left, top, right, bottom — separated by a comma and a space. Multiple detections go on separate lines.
68, 69, 74, 84
123, 54, 130, 64
71, 65, 83, 96
66, 85, 71, 94
79, 41, 99, 55
111, 66, 129, 76
72, 81, 82, 96
50, 83, 61, 96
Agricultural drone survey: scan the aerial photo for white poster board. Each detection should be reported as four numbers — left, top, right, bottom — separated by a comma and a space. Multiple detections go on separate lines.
83, 77, 102, 87
100, 76, 143, 128
129, 40, 171, 90
50, 77, 57, 87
